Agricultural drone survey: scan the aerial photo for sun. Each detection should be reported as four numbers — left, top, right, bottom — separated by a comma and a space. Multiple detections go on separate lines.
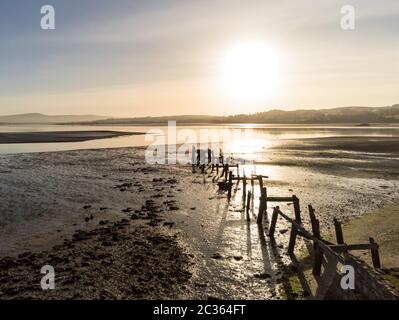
220, 41, 282, 103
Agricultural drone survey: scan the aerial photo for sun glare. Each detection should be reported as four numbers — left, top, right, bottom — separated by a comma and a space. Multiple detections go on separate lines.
220, 41, 282, 103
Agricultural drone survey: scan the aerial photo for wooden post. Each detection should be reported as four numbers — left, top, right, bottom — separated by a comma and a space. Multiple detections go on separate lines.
211, 150, 215, 165
191, 145, 196, 173
287, 224, 298, 255
224, 164, 229, 180
246, 191, 251, 221
313, 245, 324, 276
268, 207, 279, 237
251, 176, 254, 188
237, 164, 240, 178
216, 164, 219, 174
227, 171, 233, 200
293, 195, 302, 224
211, 163, 214, 173
308, 205, 323, 276
333, 218, 344, 244
258, 176, 263, 195
369, 237, 381, 268
207, 148, 212, 164
312, 219, 324, 276
257, 187, 266, 225
308, 205, 320, 246
196, 149, 201, 166
243, 174, 247, 205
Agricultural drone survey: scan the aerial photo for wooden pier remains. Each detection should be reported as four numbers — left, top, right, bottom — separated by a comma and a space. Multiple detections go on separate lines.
190, 146, 383, 290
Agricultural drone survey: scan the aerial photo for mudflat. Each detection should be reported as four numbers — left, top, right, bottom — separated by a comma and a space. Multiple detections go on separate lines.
0, 131, 141, 144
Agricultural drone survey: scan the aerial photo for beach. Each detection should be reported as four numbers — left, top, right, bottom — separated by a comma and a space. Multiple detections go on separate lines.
0, 135, 398, 299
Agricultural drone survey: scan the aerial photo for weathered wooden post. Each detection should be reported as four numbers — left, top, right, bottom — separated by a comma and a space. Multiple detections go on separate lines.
257, 187, 267, 225
191, 145, 196, 173
207, 148, 212, 164
224, 164, 229, 180
288, 195, 302, 255
219, 148, 224, 165
242, 174, 247, 206
268, 207, 279, 237
197, 149, 201, 166
293, 195, 302, 224
258, 176, 263, 195
246, 191, 251, 221
216, 163, 219, 174
287, 225, 298, 255
227, 171, 233, 200
369, 237, 381, 268
309, 205, 323, 276
333, 218, 344, 244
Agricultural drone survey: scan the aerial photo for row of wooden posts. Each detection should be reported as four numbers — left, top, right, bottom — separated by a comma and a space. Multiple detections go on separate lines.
192, 147, 381, 274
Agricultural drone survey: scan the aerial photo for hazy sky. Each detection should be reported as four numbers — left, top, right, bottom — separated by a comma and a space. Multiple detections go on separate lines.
0, 0, 398, 116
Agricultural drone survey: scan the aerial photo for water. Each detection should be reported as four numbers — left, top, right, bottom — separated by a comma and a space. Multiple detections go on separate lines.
0, 123, 398, 155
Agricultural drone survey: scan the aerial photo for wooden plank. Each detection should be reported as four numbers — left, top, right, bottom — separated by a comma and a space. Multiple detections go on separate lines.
251, 174, 269, 179
329, 243, 377, 252
266, 196, 294, 202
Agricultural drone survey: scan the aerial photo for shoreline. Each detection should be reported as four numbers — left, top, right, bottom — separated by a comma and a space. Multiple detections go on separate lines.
0, 138, 398, 299
0, 131, 143, 144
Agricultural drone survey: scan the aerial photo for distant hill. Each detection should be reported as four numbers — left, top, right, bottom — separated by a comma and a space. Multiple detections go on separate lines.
2, 105, 398, 125
0, 113, 109, 124
223, 104, 399, 124
83, 104, 399, 125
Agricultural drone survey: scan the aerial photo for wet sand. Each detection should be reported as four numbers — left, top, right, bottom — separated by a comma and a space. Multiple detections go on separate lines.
0, 135, 398, 299
339, 202, 399, 292
0, 131, 141, 144
278, 136, 399, 154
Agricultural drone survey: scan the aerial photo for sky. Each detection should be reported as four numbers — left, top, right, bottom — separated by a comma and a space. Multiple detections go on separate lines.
0, 0, 398, 117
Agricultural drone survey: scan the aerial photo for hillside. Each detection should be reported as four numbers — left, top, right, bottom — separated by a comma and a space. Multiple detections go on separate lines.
0, 113, 109, 124
85, 104, 399, 125
1, 105, 398, 125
